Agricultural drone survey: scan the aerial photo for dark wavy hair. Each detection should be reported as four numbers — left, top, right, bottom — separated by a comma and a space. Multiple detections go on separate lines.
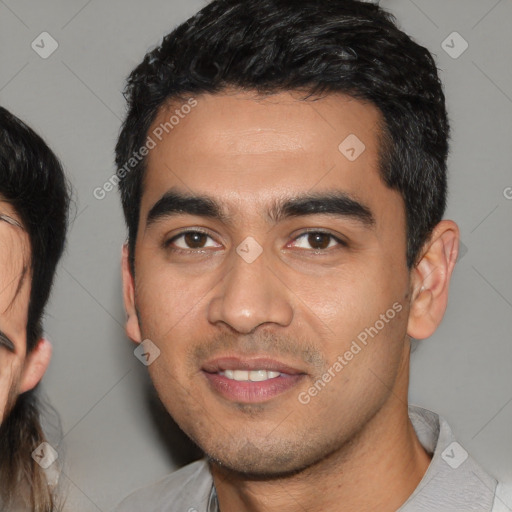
116, 0, 449, 273
0, 106, 70, 511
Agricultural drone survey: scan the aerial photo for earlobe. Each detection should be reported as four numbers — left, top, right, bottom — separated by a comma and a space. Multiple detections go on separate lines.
19, 337, 52, 394
121, 243, 142, 343
407, 220, 460, 340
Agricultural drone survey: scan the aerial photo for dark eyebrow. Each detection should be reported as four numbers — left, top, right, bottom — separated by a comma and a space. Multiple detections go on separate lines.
146, 189, 232, 228
0, 329, 15, 352
268, 191, 375, 227
146, 187, 375, 230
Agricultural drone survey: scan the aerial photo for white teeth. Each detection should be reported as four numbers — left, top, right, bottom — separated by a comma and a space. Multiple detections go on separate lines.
233, 370, 249, 381
249, 370, 268, 382
220, 369, 282, 382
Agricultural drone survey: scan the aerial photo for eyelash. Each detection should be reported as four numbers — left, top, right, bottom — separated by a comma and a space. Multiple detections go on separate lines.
290, 230, 348, 251
163, 229, 347, 254
0, 335, 15, 353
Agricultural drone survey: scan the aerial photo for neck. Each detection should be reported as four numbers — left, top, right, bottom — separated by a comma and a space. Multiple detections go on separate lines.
210, 357, 432, 512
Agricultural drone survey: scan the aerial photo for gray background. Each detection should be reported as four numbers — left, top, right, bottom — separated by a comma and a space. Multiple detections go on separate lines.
1, 0, 511, 510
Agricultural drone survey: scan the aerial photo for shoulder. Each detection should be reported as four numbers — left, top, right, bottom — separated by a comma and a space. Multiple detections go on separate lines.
492, 481, 512, 512
112, 459, 213, 512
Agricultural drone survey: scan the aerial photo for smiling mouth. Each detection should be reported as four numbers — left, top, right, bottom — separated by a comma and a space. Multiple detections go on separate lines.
201, 356, 307, 403
219, 369, 282, 381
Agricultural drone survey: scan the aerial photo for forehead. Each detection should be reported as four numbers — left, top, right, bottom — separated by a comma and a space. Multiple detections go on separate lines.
141, 91, 401, 224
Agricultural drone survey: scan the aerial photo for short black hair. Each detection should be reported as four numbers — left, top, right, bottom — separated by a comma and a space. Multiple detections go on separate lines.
116, 0, 449, 271
0, 106, 70, 352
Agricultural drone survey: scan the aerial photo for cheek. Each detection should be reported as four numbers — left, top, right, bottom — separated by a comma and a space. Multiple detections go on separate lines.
136, 267, 211, 335
0, 377, 9, 421
299, 302, 409, 431
0, 356, 22, 422
294, 263, 401, 333
134, 261, 218, 374
299, 264, 409, 387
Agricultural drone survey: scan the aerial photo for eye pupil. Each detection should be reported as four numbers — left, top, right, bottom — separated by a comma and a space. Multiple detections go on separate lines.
308, 233, 330, 249
184, 232, 207, 248
171, 231, 337, 252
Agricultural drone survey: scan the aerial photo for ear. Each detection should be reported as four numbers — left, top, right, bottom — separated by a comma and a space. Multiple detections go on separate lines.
407, 220, 460, 340
19, 337, 52, 394
121, 243, 142, 343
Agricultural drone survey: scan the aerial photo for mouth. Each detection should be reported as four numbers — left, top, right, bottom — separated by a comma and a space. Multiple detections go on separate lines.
201, 356, 307, 403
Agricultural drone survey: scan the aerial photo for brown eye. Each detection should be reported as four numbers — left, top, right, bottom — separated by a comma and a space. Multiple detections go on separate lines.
165, 230, 221, 251
183, 232, 208, 248
290, 231, 345, 251
306, 233, 331, 250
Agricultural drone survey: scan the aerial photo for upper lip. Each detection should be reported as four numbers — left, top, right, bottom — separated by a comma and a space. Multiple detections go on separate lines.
202, 356, 305, 375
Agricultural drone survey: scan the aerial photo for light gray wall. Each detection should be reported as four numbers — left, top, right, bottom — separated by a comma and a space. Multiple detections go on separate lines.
0, 0, 511, 510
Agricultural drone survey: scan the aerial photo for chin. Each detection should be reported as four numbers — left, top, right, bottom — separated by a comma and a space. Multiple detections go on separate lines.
201, 437, 322, 479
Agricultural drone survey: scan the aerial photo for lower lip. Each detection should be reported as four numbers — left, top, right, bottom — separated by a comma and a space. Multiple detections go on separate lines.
202, 371, 304, 403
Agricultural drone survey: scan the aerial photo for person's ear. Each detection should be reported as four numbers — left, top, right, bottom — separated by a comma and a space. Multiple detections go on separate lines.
121, 243, 142, 343
407, 220, 460, 340
19, 337, 52, 394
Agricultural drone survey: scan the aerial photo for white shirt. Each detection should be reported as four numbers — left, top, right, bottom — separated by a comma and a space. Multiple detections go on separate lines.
114, 405, 512, 512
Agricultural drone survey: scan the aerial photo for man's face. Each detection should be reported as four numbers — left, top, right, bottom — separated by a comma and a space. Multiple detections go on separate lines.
0, 202, 31, 423
127, 91, 413, 475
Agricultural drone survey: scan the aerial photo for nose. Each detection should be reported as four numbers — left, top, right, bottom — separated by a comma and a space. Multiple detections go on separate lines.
207, 246, 294, 334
